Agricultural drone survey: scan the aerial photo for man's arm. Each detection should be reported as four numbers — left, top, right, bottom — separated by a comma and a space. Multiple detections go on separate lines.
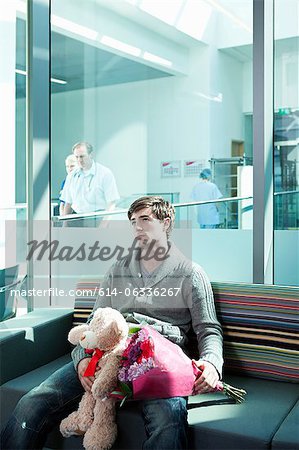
61, 202, 73, 226
193, 360, 220, 394
62, 202, 73, 216
187, 264, 223, 393
77, 357, 94, 392
59, 202, 65, 216
106, 201, 116, 212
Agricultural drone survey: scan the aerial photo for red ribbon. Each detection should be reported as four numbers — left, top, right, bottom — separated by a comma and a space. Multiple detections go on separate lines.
84, 349, 105, 377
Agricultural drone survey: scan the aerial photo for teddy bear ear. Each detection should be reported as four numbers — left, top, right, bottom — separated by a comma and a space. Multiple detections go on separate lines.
68, 324, 89, 345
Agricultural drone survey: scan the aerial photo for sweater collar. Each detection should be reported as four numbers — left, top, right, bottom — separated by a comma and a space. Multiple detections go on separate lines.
128, 242, 187, 288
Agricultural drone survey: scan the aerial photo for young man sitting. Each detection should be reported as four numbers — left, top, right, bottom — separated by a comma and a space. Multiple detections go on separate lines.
1, 196, 223, 450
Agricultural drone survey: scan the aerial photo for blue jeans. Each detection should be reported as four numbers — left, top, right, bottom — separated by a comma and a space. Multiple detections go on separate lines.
142, 397, 188, 449
1, 362, 188, 450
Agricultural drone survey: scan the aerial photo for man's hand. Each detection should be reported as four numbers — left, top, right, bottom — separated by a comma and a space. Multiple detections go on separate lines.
192, 360, 219, 394
77, 358, 94, 393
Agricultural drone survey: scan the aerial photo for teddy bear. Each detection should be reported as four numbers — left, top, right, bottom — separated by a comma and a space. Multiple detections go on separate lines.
60, 307, 129, 450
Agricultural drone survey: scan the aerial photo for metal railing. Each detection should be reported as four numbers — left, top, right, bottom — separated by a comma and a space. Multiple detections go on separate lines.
50, 190, 298, 230
51, 195, 254, 229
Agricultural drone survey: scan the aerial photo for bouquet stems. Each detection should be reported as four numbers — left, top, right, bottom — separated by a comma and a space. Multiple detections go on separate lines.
215, 381, 247, 403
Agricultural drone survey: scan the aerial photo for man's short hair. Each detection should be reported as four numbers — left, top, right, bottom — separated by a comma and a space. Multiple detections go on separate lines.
128, 196, 175, 238
72, 142, 93, 154
65, 154, 77, 164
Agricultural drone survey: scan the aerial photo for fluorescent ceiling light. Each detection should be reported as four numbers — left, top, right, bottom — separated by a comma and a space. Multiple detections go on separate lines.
16, 5, 98, 41
50, 76, 67, 85
52, 15, 98, 40
15, 69, 27, 76
205, 0, 252, 33
15, 69, 67, 85
100, 35, 141, 57
143, 51, 172, 67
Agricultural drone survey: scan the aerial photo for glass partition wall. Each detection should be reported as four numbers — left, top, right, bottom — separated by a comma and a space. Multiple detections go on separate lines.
51, 0, 254, 221
3, 0, 298, 314
1, 1, 28, 317
50, 0, 256, 305
273, 0, 299, 285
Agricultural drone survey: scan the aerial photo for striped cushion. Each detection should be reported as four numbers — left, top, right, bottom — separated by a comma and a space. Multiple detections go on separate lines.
72, 279, 299, 383
72, 279, 101, 326
213, 282, 299, 383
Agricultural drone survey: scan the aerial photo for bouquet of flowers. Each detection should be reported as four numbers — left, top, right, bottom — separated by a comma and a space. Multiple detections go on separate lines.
111, 325, 246, 404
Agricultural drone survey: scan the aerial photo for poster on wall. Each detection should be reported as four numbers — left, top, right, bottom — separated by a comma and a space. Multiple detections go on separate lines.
161, 161, 181, 178
184, 160, 204, 177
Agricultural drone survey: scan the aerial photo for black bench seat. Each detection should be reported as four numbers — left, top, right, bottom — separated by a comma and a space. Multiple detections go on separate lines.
1, 282, 298, 450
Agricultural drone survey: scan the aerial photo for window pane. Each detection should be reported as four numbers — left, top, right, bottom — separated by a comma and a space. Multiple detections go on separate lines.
51, 0, 253, 302
274, 0, 299, 285
1, 0, 27, 317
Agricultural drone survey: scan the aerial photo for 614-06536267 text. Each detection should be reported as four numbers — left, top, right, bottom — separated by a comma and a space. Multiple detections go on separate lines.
97, 287, 181, 297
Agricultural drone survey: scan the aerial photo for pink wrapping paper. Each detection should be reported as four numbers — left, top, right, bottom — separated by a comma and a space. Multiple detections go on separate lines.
114, 325, 246, 403
129, 326, 199, 400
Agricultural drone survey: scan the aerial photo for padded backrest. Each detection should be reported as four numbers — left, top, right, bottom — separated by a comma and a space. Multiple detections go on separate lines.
0, 265, 19, 321
72, 279, 299, 383
72, 279, 102, 326
213, 282, 299, 383
0, 265, 18, 288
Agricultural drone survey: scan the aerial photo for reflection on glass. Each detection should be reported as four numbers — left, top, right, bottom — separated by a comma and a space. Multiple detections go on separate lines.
0, 0, 27, 316
274, 0, 299, 286
274, 110, 299, 230
49, 0, 256, 285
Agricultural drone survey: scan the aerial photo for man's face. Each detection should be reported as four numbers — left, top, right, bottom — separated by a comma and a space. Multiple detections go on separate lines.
65, 160, 77, 174
73, 145, 93, 170
130, 207, 169, 249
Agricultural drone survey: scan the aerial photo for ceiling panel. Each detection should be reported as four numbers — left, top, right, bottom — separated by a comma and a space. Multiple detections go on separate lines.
16, 18, 173, 98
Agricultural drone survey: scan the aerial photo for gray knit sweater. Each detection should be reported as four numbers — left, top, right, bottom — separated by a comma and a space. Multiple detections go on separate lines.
72, 243, 223, 376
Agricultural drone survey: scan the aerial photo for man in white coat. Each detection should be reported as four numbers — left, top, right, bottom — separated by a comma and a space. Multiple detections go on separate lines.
60, 142, 120, 226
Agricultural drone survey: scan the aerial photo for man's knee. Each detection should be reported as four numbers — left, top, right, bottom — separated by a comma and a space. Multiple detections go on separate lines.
142, 397, 187, 429
12, 389, 53, 433
141, 397, 188, 449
